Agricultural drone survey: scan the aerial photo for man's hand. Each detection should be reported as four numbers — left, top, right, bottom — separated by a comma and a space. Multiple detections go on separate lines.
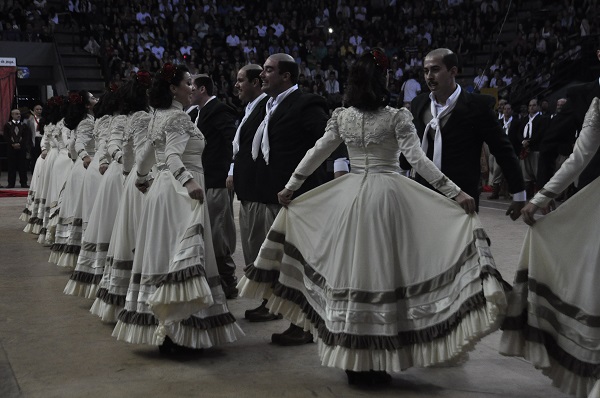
41, 150, 48, 159
12, 143, 21, 150
226, 175, 234, 191
99, 163, 109, 175
184, 179, 204, 203
277, 188, 294, 207
334, 171, 348, 179
83, 156, 92, 169
506, 200, 526, 221
453, 190, 476, 214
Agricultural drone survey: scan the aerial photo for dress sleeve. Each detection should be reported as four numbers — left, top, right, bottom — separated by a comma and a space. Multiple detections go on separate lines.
165, 112, 195, 186
40, 126, 51, 151
394, 108, 461, 198
75, 117, 94, 160
531, 97, 600, 207
285, 107, 344, 191
107, 114, 127, 164
135, 113, 155, 178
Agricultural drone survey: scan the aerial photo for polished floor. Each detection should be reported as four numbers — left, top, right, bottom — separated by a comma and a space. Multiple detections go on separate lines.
0, 186, 570, 398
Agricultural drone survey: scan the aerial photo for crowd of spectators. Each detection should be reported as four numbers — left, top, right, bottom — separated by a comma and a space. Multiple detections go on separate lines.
1, 0, 598, 113
471, 0, 598, 106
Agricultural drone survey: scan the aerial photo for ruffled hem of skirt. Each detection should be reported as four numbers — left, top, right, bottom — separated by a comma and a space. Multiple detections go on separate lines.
89, 298, 122, 323
147, 277, 215, 324
238, 275, 506, 372
63, 279, 98, 299
112, 319, 244, 349
500, 330, 598, 398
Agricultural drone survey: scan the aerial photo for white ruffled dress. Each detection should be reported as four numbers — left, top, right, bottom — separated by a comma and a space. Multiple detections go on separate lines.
112, 102, 243, 348
238, 106, 508, 372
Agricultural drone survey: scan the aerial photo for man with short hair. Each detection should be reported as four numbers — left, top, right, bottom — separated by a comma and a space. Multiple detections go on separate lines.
187, 75, 239, 299
402, 48, 525, 217
489, 102, 517, 199
241, 53, 348, 345
510, 98, 549, 197
2, 109, 32, 188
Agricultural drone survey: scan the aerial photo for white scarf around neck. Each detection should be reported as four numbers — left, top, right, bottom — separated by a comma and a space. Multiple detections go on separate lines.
232, 92, 267, 157
421, 85, 462, 170
251, 85, 298, 164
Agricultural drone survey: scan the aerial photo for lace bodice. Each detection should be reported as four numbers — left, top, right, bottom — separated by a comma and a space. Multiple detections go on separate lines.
74, 114, 97, 159
286, 106, 460, 198
138, 101, 205, 185
121, 111, 150, 173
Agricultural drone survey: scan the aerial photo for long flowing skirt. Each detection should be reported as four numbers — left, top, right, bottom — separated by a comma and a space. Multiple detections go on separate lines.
90, 166, 145, 322
22, 155, 46, 232
81, 155, 103, 232
19, 156, 46, 225
50, 159, 86, 268
500, 177, 600, 398
65, 161, 124, 299
112, 169, 243, 348
35, 147, 59, 239
42, 150, 73, 246
238, 172, 508, 372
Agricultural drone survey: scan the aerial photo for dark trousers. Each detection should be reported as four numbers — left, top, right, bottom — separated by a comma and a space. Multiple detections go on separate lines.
7, 146, 28, 187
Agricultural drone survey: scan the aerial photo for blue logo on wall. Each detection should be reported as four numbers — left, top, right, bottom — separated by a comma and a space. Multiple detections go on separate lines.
17, 67, 30, 79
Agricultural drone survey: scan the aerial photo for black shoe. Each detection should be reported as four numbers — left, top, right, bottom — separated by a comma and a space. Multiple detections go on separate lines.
245, 300, 282, 322
346, 370, 392, 386
159, 336, 202, 356
21, 184, 29, 188
6, 185, 15, 189
223, 284, 239, 300
271, 323, 313, 346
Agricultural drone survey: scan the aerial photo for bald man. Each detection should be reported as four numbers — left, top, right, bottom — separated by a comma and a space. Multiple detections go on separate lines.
240, 53, 348, 345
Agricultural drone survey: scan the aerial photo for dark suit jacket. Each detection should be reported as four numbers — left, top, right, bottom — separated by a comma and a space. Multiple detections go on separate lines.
404, 91, 525, 208
538, 80, 600, 188
509, 113, 550, 155
233, 95, 269, 202
189, 98, 237, 189
255, 90, 331, 205
3, 121, 32, 150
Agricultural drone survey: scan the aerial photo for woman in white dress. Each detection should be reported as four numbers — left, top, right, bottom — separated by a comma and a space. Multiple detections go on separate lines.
500, 97, 600, 398
43, 99, 74, 246
49, 91, 98, 267
65, 88, 126, 299
91, 72, 153, 322
112, 64, 243, 354
21, 99, 53, 231
237, 50, 509, 385
37, 99, 69, 244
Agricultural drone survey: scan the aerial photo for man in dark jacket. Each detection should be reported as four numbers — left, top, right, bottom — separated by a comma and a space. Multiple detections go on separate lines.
3, 108, 32, 188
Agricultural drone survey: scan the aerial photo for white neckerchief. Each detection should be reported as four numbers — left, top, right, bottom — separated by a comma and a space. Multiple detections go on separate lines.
251, 84, 298, 164
523, 112, 539, 139
232, 92, 267, 157
502, 116, 512, 134
422, 85, 461, 169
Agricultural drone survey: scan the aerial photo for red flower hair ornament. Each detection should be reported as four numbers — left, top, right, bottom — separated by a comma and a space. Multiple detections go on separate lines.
136, 70, 152, 87
160, 63, 177, 84
371, 48, 389, 72
68, 92, 83, 105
